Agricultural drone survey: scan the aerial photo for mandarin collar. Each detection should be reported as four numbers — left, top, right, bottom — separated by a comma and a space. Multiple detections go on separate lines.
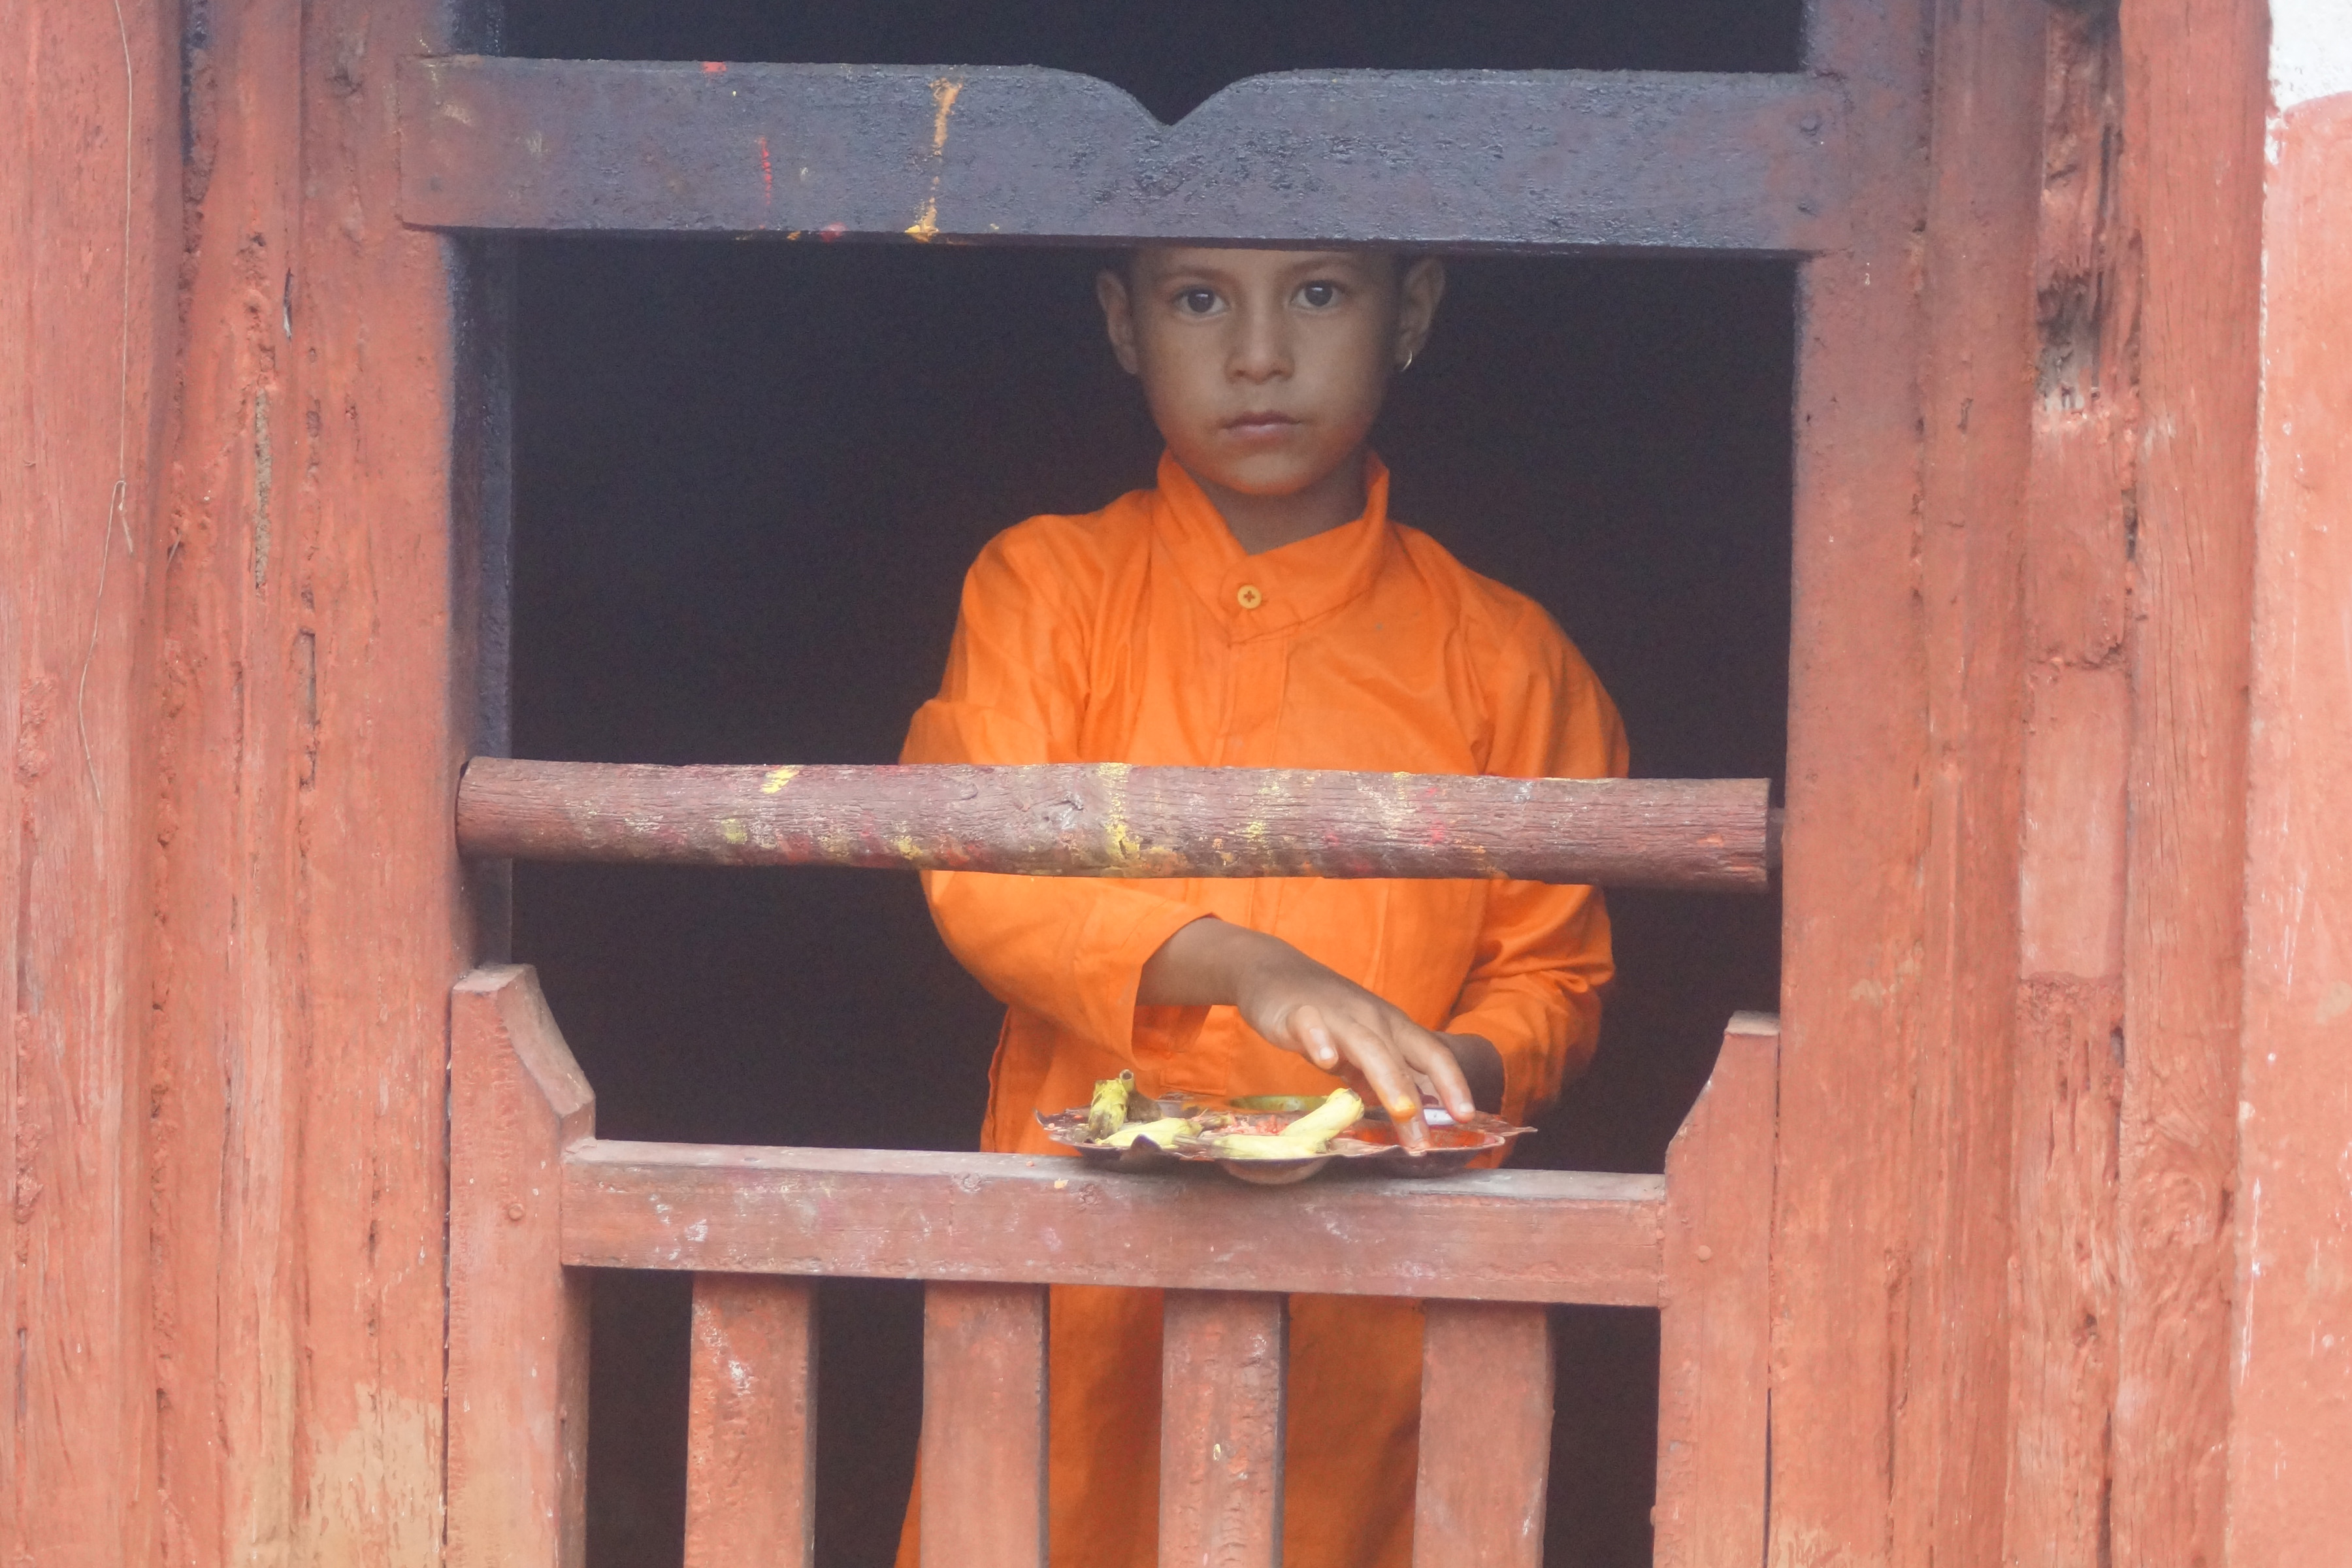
1147, 451, 1396, 639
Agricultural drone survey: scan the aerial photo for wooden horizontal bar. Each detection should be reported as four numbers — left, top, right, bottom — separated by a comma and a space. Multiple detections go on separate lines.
561, 1142, 1665, 1307
397, 57, 1852, 254
457, 759, 1772, 890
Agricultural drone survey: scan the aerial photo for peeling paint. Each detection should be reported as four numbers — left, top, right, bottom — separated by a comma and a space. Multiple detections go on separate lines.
252, 387, 272, 588
905, 75, 962, 241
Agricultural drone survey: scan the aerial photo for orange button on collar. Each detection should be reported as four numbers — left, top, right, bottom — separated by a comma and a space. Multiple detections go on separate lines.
1235, 583, 1264, 610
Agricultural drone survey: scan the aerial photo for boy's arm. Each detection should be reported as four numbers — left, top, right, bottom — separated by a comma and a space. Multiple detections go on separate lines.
905, 529, 1217, 1063
1137, 915, 1486, 1141
1439, 603, 1629, 1126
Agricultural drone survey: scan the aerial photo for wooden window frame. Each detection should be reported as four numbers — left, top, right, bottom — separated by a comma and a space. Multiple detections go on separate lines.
397, 7, 1977, 1561
130, 0, 2055, 1558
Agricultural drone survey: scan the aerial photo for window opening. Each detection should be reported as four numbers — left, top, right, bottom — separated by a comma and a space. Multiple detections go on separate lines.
513, 240, 1789, 1567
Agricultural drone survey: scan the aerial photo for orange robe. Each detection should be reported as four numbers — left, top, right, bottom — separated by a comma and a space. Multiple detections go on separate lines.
896, 453, 1625, 1568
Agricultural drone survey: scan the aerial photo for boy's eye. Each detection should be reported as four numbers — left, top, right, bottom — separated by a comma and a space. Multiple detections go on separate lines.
1175, 288, 1220, 315
1298, 281, 1341, 308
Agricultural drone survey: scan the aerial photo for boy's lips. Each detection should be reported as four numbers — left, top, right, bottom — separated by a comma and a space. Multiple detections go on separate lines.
1222, 412, 1301, 438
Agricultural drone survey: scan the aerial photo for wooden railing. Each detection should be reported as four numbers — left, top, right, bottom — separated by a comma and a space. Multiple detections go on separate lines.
454, 760, 1776, 890
444, 966, 1777, 1568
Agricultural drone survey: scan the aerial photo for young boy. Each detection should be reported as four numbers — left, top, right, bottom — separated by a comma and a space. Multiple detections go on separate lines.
896, 247, 1626, 1568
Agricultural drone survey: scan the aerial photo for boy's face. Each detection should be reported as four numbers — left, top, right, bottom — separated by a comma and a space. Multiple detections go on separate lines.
1098, 248, 1445, 501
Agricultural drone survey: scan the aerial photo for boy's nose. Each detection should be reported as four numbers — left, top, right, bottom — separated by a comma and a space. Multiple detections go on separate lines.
1227, 310, 1292, 381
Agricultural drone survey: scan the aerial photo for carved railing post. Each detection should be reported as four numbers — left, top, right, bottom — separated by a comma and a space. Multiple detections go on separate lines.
449, 966, 597, 1568
1653, 1011, 1779, 1566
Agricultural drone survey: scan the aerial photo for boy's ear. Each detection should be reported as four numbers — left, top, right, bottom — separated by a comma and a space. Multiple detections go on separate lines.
1393, 256, 1447, 370
1096, 268, 1143, 376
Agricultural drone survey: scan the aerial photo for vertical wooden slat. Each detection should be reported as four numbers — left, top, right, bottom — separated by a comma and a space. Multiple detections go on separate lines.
1159, 1290, 1288, 1568
0, 2, 172, 1563
2005, 14, 2131, 1562
449, 966, 596, 1568
1653, 1013, 1777, 1568
1773, 0, 1938, 1545
2228, 68, 2352, 1564
921, 1282, 1049, 1568
684, 1275, 817, 1568
140, 0, 502, 1557
2112, 1, 2266, 1562
1413, 1301, 1554, 1568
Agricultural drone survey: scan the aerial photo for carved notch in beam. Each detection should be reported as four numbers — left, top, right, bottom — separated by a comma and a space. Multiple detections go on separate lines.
399, 56, 1852, 254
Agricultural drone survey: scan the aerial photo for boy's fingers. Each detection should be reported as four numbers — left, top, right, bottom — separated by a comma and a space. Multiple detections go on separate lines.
1288, 1005, 1342, 1071
1403, 1030, 1478, 1121
1324, 1016, 1431, 1151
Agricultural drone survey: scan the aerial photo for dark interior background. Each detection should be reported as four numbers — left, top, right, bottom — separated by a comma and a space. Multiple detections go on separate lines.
503, 3, 1799, 1565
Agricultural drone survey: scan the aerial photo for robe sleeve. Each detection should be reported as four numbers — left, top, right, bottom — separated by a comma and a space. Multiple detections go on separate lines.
901, 525, 1213, 1064
1442, 602, 1629, 1126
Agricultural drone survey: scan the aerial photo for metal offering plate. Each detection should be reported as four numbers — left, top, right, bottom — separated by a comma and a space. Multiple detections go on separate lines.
1036, 1097, 1531, 1184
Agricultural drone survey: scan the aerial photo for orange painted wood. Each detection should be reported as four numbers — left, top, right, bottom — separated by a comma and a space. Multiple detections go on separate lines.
0, 0, 173, 1560
2112, 1, 2266, 1561
2227, 87, 2352, 1566
457, 759, 1772, 891
1889, 3, 2048, 1561
1771, 3, 1938, 1553
449, 968, 595, 1568
921, 1282, 1049, 1568
2006, 12, 2132, 1561
136, 0, 502, 1560
684, 1275, 817, 1568
1772, 301, 1924, 1540
562, 1143, 1664, 1305
1158, 1292, 1287, 1567
1412, 1302, 1553, 1568
1652, 1013, 1776, 1568
1774, 0, 2048, 1559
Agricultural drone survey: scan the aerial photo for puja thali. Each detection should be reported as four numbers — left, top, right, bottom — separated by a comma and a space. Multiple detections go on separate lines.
1036, 1082, 1530, 1186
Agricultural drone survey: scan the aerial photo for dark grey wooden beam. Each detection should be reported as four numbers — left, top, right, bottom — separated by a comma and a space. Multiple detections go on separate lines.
397, 56, 1855, 254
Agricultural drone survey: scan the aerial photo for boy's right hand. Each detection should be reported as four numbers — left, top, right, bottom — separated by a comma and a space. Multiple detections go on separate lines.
1136, 917, 1490, 1151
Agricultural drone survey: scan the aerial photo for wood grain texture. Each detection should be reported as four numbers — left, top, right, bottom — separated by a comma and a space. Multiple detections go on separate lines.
685, 1275, 817, 1568
2227, 88, 2352, 1568
563, 1142, 1664, 1305
2112, 1, 2266, 1562
1769, 0, 1941, 1557
143, 0, 498, 1562
921, 1283, 1049, 1568
1886, 2, 2050, 1561
1159, 1292, 1287, 1568
2006, 975, 2122, 1565
458, 759, 1771, 890
1413, 1301, 1554, 1568
2006, 12, 2133, 1562
449, 968, 595, 1568
397, 56, 1850, 255
1652, 1014, 1775, 1568
0, 0, 172, 1560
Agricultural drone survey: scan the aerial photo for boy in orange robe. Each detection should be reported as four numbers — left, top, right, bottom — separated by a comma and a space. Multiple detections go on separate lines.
896, 247, 1626, 1568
